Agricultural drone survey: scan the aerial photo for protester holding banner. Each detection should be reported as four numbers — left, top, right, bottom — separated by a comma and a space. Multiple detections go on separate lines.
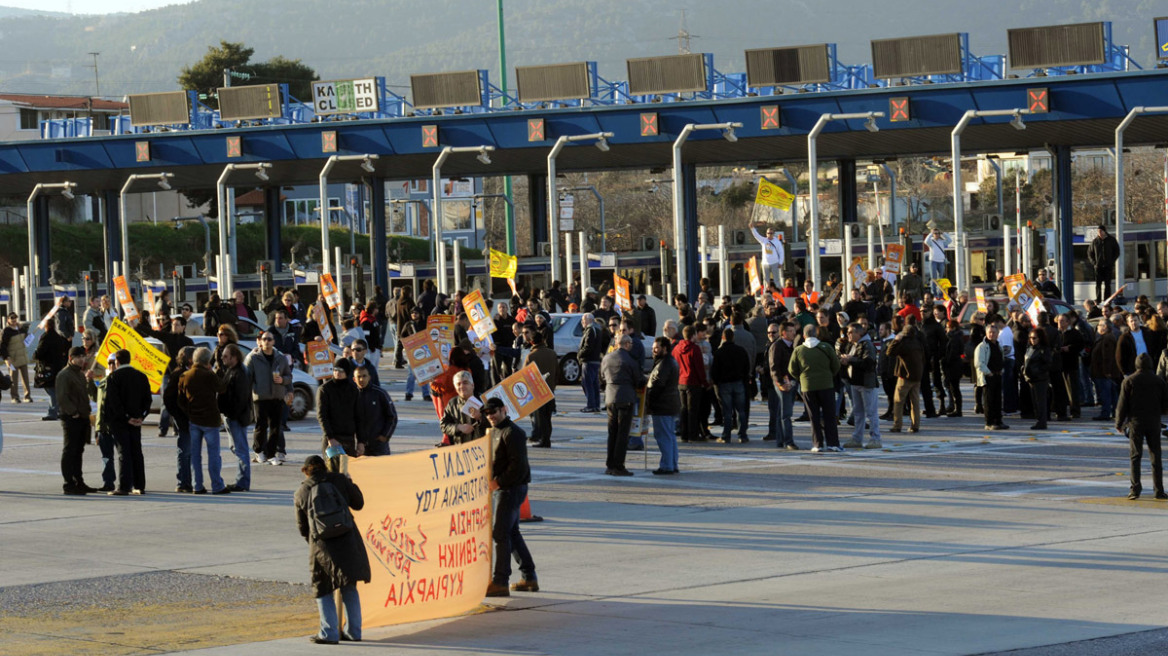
439, 371, 487, 445
2, 313, 32, 403
104, 349, 153, 495
923, 228, 950, 294
483, 396, 538, 598
317, 359, 362, 470
524, 331, 557, 449
750, 223, 785, 288
400, 307, 431, 402
294, 454, 370, 644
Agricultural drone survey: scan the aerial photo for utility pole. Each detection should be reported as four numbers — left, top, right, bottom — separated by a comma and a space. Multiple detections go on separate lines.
670, 10, 698, 54
87, 52, 100, 96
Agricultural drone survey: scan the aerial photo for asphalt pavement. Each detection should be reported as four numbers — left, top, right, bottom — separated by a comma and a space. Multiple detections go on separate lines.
2, 364, 1168, 655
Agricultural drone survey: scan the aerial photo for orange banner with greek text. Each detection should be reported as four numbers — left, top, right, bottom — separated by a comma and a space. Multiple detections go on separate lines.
349, 439, 492, 627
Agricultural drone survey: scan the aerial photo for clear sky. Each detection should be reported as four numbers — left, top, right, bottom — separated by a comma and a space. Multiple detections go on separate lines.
0, 0, 192, 13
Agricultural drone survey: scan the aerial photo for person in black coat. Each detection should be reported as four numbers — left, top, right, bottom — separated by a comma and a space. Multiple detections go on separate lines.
1023, 328, 1052, 430
1115, 353, 1168, 500
1055, 314, 1083, 420
34, 327, 70, 420
354, 366, 396, 456
1087, 225, 1120, 302
634, 296, 658, 338
711, 328, 752, 443
293, 455, 370, 644
647, 337, 681, 474
103, 349, 153, 495
163, 346, 196, 492
942, 320, 966, 417
317, 358, 361, 471
483, 397, 537, 598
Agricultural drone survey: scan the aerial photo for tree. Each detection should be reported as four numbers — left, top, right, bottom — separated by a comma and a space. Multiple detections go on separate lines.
177, 41, 319, 109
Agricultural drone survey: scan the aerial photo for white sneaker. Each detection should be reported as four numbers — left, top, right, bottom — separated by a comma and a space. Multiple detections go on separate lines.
253, 453, 268, 464
272, 452, 286, 466
810, 446, 822, 453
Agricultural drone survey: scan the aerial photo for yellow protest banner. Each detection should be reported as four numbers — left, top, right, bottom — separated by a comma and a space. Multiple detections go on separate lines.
935, 278, 952, 295
95, 318, 170, 393
489, 249, 518, 279
349, 439, 493, 627
975, 287, 989, 314
754, 177, 794, 211
850, 257, 866, 289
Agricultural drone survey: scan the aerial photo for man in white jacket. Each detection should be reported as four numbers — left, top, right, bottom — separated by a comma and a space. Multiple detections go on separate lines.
751, 223, 785, 288
923, 228, 950, 294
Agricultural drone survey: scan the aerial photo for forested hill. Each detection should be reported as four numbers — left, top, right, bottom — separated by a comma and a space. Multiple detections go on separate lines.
0, 0, 1161, 98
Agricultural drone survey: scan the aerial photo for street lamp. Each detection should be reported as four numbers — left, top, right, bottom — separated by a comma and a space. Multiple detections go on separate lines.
548, 132, 613, 285
952, 108, 1028, 291
215, 163, 271, 299
808, 112, 883, 289
120, 172, 174, 287
673, 122, 741, 298
1115, 106, 1168, 293
433, 146, 495, 294
25, 181, 76, 318
319, 155, 379, 277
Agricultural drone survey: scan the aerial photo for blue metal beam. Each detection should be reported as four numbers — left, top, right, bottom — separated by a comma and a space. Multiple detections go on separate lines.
369, 177, 388, 294
264, 186, 282, 271
1054, 145, 1075, 305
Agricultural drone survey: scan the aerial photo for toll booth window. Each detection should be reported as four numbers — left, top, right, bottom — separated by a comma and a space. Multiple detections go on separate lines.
1158, 242, 1168, 281
440, 200, 472, 232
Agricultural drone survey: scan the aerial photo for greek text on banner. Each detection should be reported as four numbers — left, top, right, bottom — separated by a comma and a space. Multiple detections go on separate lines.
349, 439, 493, 627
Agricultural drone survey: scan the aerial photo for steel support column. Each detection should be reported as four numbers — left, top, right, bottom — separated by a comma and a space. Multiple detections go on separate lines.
680, 162, 699, 300
838, 159, 858, 225
102, 190, 121, 288
1054, 145, 1075, 305
264, 187, 283, 271
369, 177, 388, 293
529, 173, 548, 255
34, 196, 51, 286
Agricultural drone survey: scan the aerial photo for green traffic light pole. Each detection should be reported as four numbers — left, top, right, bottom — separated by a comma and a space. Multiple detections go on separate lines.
498, 0, 516, 255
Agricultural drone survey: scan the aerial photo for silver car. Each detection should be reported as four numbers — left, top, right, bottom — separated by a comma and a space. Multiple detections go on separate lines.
548, 313, 656, 385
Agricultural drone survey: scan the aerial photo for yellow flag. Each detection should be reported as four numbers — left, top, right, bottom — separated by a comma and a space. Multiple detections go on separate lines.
754, 177, 794, 211
489, 248, 517, 279
95, 318, 171, 393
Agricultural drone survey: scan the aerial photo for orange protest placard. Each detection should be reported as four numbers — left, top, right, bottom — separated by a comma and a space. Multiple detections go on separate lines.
884, 244, 905, 275
614, 274, 632, 314
401, 330, 444, 383
305, 339, 334, 379
349, 439, 493, 628
313, 301, 333, 344
113, 275, 139, 323
747, 256, 762, 295
1004, 273, 1027, 301
320, 272, 342, 310
461, 289, 496, 337
427, 315, 455, 366
482, 362, 554, 421
975, 288, 989, 314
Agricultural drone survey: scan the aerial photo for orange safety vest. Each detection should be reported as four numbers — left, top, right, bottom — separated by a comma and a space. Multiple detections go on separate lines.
801, 291, 820, 306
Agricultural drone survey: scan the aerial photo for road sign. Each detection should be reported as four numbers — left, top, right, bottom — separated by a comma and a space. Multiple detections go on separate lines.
312, 78, 379, 115
1157, 17, 1168, 60
1027, 88, 1049, 113
321, 131, 337, 153
225, 136, 242, 158
421, 125, 438, 148
527, 118, 545, 141
760, 105, 780, 130
640, 112, 658, 137
890, 97, 910, 122
821, 239, 842, 255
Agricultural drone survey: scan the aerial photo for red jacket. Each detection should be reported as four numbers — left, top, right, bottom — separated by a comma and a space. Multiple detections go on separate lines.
897, 304, 923, 322
673, 339, 707, 387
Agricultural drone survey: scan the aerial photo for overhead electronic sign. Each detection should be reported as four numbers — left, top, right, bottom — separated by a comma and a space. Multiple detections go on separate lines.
128, 91, 190, 127
1156, 17, 1168, 61
311, 78, 379, 115
217, 84, 282, 121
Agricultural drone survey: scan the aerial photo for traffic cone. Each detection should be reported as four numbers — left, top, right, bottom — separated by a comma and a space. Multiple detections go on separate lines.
519, 493, 543, 523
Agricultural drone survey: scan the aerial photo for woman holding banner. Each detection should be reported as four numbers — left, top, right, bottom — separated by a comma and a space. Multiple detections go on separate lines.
2, 313, 32, 403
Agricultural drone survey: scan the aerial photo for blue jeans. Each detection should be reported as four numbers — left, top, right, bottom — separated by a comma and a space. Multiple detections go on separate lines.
717, 381, 748, 441
1093, 377, 1118, 418
315, 584, 361, 642
226, 418, 251, 490
492, 485, 536, 585
929, 260, 946, 292
45, 386, 58, 418
365, 438, 390, 456
158, 373, 170, 435
189, 423, 225, 493
1079, 361, 1095, 406
1002, 359, 1017, 414
651, 414, 678, 472
849, 385, 882, 444
97, 430, 117, 487
770, 386, 796, 447
582, 361, 601, 410
174, 424, 191, 489
404, 369, 430, 398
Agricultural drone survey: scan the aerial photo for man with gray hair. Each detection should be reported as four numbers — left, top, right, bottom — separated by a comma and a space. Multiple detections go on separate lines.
440, 370, 487, 444
601, 334, 646, 476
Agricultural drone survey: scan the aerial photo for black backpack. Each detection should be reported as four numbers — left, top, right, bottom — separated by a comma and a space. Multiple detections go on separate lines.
307, 479, 354, 541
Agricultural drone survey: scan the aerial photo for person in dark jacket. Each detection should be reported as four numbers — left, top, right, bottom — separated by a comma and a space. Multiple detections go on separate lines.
634, 295, 657, 338
922, 305, 949, 414
179, 347, 229, 495
942, 320, 966, 417
294, 455, 370, 644
163, 346, 196, 492
887, 324, 925, 433
103, 349, 153, 495
647, 337, 680, 474
840, 323, 881, 449
483, 397, 537, 598
56, 346, 95, 495
768, 322, 799, 450
202, 293, 235, 337
1115, 313, 1148, 377
317, 358, 361, 471
711, 328, 752, 444
34, 327, 70, 420
674, 325, 709, 444
1088, 225, 1120, 303
268, 310, 302, 365
1115, 353, 1168, 500
1054, 314, 1082, 421
218, 344, 254, 492
601, 335, 646, 475
1092, 318, 1121, 421
353, 366, 396, 456
578, 313, 604, 413
439, 371, 488, 445
524, 331, 558, 448
1023, 328, 1052, 430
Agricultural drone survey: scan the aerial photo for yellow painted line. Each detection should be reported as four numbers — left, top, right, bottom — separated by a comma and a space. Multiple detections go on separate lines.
1078, 497, 1168, 509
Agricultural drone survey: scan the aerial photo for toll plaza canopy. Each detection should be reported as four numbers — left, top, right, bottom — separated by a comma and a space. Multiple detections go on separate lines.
3, 69, 1168, 191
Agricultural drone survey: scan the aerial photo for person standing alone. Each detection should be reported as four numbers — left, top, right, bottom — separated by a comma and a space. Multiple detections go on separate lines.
1087, 224, 1120, 302
56, 346, 96, 495
1115, 353, 1168, 500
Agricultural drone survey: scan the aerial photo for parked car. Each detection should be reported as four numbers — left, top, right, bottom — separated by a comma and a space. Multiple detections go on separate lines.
548, 313, 656, 385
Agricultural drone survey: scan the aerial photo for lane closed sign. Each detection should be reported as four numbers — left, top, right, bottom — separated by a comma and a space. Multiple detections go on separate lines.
311, 78, 379, 115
